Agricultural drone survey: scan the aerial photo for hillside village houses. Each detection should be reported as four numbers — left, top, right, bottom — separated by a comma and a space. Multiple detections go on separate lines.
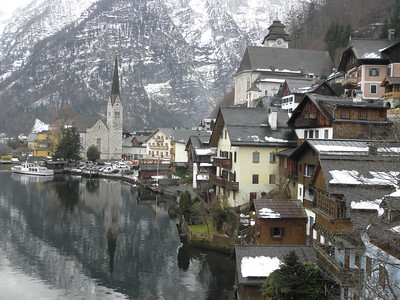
13, 17, 400, 300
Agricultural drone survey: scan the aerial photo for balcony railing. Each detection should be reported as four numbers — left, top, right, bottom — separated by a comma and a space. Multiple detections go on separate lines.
314, 243, 363, 287
341, 77, 358, 88
213, 157, 232, 169
210, 174, 239, 191
293, 118, 317, 128
384, 91, 400, 99
148, 145, 169, 150
315, 211, 352, 235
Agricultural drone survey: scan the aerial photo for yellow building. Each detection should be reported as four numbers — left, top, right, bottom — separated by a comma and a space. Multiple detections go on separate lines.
30, 129, 59, 157
209, 107, 297, 208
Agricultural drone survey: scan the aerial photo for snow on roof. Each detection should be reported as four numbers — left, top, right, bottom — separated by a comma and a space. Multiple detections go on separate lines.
264, 136, 289, 143
391, 225, 400, 234
199, 163, 213, 167
329, 170, 399, 186
241, 256, 281, 278
258, 208, 281, 218
314, 145, 368, 152
362, 52, 381, 59
351, 200, 381, 210
259, 78, 286, 83
195, 148, 215, 155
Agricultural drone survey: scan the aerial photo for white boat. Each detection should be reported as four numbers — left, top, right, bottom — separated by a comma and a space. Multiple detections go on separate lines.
11, 162, 54, 176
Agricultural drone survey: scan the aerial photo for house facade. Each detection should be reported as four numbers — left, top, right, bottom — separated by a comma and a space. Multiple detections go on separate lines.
144, 128, 172, 162
287, 93, 390, 141
253, 199, 307, 245
209, 107, 297, 208
338, 32, 399, 102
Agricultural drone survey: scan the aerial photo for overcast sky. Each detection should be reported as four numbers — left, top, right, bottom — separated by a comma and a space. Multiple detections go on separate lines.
0, 0, 32, 33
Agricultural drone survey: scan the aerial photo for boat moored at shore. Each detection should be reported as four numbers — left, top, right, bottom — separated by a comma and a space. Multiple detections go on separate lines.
11, 162, 54, 176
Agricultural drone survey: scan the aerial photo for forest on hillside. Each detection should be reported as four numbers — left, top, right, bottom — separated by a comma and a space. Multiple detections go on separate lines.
286, 0, 395, 64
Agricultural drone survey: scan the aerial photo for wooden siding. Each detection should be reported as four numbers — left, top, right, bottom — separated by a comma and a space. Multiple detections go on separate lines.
255, 218, 307, 245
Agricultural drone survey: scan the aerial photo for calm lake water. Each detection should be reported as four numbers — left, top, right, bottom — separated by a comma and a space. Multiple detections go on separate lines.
0, 168, 234, 299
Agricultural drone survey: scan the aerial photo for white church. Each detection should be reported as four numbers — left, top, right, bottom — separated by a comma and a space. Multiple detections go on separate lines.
76, 57, 123, 161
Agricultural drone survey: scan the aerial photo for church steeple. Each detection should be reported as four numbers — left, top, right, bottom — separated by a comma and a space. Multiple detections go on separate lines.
110, 56, 120, 104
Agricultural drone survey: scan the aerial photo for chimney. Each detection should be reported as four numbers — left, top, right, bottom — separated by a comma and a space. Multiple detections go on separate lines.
268, 107, 278, 130
388, 29, 395, 42
352, 89, 363, 102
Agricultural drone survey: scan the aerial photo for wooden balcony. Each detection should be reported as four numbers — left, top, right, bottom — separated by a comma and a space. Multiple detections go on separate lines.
314, 243, 363, 287
315, 210, 353, 235
341, 77, 358, 88
384, 91, 400, 100
210, 174, 239, 191
148, 145, 169, 150
213, 157, 232, 169
293, 118, 317, 128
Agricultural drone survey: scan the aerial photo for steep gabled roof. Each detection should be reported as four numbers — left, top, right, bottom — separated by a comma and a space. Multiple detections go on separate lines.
75, 117, 106, 133
338, 38, 392, 71
210, 106, 297, 147
235, 245, 316, 286
287, 93, 387, 125
236, 46, 332, 76
253, 199, 307, 219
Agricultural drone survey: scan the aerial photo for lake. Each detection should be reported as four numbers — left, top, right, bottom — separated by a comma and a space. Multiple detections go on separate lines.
0, 169, 235, 299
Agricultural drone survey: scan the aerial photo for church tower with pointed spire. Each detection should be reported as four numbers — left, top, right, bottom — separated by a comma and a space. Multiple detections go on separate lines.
107, 57, 123, 160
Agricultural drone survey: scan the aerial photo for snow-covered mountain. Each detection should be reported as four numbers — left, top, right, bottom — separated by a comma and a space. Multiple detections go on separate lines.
0, 0, 307, 134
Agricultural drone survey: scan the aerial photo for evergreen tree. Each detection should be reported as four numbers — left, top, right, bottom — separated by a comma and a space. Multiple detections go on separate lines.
325, 22, 352, 58
179, 190, 193, 223
87, 145, 100, 162
260, 250, 325, 300
380, 0, 400, 39
53, 127, 82, 162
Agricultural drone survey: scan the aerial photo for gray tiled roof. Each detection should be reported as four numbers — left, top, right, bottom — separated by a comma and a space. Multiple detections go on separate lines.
171, 129, 202, 144
284, 78, 314, 93
235, 245, 316, 285
347, 39, 392, 60
254, 199, 307, 219
75, 117, 104, 132
237, 46, 332, 76
220, 107, 297, 147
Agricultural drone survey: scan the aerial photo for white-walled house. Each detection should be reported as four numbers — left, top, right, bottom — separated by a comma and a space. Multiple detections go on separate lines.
209, 106, 297, 208
144, 128, 173, 162
234, 19, 332, 107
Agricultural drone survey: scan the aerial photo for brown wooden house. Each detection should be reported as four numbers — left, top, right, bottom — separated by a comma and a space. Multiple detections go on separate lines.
284, 138, 400, 299
287, 93, 390, 142
253, 199, 307, 245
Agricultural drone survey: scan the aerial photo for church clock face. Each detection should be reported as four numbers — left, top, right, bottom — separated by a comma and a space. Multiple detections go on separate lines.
277, 38, 283, 45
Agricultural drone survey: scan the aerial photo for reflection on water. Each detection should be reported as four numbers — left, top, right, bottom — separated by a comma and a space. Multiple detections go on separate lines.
0, 172, 234, 299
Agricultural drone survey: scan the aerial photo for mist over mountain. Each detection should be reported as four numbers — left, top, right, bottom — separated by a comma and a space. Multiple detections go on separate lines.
0, 0, 307, 135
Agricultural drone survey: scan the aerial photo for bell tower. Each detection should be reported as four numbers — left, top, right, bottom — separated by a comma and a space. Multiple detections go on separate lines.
107, 57, 123, 160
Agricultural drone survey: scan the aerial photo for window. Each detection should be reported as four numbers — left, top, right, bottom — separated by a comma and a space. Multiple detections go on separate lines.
269, 153, 276, 163
369, 68, 379, 76
252, 174, 259, 184
357, 70, 361, 78
370, 85, 377, 94
283, 157, 288, 169
114, 111, 120, 118
270, 227, 285, 238
387, 67, 392, 76
224, 130, 227, 139
341, 109, 350, 119
305, 164, 315, 177
304, 130, 308, 139
309, 130, 314, 138
358, 110, 367, 120
252, 152, 260, 163
269, 174, 276, 184
234, 151, 237, 163
315, 130, 319, 139
324, 129, 329, 139
96, 138, 101, 150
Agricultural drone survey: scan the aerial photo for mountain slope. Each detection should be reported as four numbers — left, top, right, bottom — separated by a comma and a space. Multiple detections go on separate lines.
0, 0, 306, 134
